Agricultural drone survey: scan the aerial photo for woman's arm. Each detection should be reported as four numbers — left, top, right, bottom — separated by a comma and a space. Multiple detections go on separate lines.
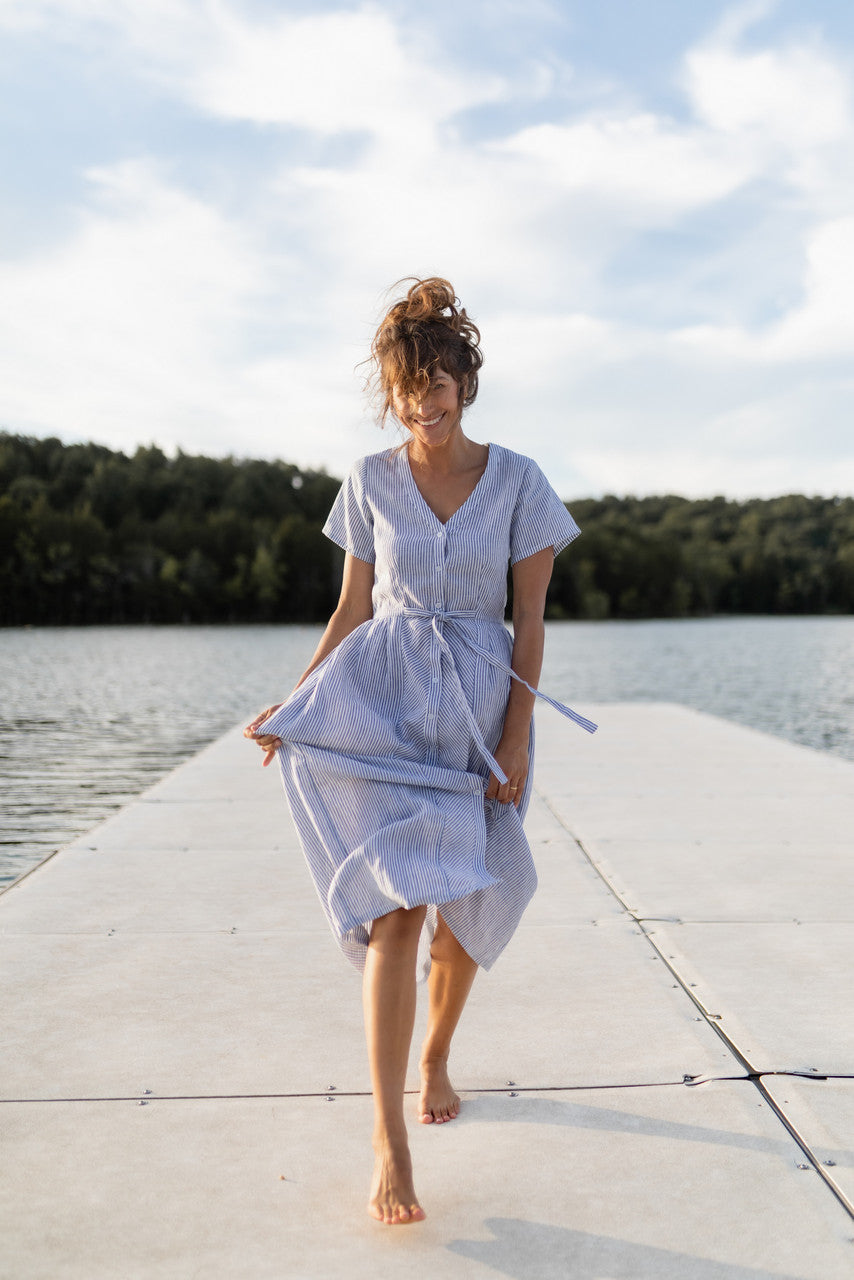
485, 546, 554, 806
295, 552, 375, 688
244, 552, 375, 766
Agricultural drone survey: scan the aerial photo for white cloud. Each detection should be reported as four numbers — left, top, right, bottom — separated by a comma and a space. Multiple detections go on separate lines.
0, 160, 270, 444
768, 218, 854, 357
483, 311, 625, 380
188, 4, 503, 139
494, 113, 754, 221
685, 18, 850, 148
0, 157, 389, 474
674, 218, 854, 361
0, 0, 503, 141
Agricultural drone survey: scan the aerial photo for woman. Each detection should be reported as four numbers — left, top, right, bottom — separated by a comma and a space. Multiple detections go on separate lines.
245, 278, 595, 1225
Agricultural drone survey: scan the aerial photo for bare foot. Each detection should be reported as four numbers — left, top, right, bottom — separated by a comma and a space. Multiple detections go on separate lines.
418, 1058, 461, 1124
368, 1133, 426, 1225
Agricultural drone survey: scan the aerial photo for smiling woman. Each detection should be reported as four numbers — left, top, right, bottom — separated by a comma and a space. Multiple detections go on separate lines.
244, 276, 595, 1227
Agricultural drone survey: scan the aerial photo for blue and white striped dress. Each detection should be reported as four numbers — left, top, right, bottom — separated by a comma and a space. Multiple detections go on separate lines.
261, 442, 594, 977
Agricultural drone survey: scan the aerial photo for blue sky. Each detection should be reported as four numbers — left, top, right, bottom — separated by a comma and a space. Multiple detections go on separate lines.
1, 0, 853, 497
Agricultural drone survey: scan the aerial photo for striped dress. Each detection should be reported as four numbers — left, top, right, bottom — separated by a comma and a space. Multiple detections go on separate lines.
261, 442, 594, 977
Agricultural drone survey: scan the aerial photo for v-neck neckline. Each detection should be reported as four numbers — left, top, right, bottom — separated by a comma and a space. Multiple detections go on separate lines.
404, 443, 493, 528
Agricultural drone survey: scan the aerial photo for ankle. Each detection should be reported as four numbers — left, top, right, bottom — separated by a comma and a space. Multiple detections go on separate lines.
373, 1120, 408, 1149
419, 1051, 450, 1070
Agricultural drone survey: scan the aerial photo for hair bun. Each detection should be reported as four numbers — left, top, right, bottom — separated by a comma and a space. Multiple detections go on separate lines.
397, 278, 459, 325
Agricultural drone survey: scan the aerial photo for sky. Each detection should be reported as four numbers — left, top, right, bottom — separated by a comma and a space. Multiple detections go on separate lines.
1, 0, 853, 499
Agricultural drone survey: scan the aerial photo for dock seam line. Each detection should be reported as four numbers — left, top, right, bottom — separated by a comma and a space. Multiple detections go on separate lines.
536, 788, 854, 1224
0, 1080, 723, 1104
5, 1072, 853, 1106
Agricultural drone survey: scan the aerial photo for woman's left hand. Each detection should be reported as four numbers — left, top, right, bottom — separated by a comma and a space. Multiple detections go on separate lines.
244, 704, 284, 768
485, 737, 529, 807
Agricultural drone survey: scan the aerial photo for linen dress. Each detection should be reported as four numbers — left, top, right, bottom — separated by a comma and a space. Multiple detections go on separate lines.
261, 442, 595, 977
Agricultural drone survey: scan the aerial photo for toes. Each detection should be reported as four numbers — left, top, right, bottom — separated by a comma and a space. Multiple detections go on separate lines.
419, 1097, 461, 1123
396, 1204, 425, 1224
369, 1201, 425, 1226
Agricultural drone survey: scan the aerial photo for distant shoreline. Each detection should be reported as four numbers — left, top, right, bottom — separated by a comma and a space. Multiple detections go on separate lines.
3, 432, 853, 626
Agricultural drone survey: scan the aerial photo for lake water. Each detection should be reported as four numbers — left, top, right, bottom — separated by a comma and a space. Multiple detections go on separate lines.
1, 617, 852, 887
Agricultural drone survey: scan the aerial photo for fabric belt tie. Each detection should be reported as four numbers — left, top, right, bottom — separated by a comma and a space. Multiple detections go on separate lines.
391, 607, 598, 785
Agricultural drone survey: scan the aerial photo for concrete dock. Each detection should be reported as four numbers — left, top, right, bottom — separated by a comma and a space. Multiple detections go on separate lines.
2, 703, 853, 1278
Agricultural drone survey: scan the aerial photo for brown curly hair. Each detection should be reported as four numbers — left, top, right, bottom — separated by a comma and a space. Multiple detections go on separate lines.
368, 277, 483, 427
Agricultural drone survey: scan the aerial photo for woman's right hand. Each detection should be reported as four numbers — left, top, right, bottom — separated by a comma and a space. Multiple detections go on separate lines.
243, 705, 284, 768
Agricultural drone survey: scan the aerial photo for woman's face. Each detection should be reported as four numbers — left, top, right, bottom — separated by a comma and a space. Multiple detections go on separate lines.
392, 368, 462, 450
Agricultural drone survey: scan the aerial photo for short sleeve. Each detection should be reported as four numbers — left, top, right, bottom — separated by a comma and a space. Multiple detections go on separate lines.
509, 459, 581, 565
322, 462, 375, 563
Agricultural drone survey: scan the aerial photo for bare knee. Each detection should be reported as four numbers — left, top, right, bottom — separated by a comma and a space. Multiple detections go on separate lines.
370, 905, 427, 952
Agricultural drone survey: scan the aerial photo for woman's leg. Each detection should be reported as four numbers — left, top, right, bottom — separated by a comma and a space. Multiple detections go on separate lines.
363, 904, 427, 1225
418, 911, 478, 1124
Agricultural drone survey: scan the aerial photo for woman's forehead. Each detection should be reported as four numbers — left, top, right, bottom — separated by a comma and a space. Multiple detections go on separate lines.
391, 366, 453, 393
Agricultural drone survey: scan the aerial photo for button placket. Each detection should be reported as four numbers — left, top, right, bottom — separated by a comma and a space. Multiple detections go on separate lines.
434, 528, 446, 608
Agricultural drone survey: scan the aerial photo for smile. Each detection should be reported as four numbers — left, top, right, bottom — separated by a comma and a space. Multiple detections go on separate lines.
415, 414, 443, 427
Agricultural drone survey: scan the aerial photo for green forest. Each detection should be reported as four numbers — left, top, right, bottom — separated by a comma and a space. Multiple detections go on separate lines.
2, 431, 853, 625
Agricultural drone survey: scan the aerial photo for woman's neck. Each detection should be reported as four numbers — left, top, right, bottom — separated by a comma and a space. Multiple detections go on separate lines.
407, 423, 483, 476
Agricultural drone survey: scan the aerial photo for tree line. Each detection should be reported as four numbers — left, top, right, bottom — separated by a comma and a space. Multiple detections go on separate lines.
2, 431, 853, 625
